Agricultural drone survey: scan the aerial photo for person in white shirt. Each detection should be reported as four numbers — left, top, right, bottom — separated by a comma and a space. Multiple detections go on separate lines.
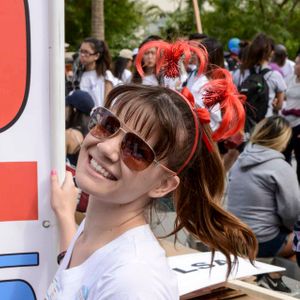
113, 49, 133, 84
78, 37, 115, 107
271, 44, 295, 85
282, 54, 300, 183
132, 35, 162, 86
47, 79, 256, 299
233, 33, 286, 118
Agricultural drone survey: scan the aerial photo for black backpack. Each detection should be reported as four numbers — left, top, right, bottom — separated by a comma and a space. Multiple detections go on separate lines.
238, 68, 270, 132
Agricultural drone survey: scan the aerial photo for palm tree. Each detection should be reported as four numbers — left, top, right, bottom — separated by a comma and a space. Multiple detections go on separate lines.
91, 0, 104, 40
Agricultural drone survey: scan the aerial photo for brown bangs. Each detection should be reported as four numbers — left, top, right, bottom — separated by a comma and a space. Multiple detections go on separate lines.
113, 96, 158, 142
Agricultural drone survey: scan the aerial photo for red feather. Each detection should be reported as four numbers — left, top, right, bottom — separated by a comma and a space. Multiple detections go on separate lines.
201, 68, 246, 141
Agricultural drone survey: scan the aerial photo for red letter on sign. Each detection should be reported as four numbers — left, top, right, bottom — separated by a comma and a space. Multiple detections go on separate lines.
0, 0, 30, 132
0, 162, 38, 222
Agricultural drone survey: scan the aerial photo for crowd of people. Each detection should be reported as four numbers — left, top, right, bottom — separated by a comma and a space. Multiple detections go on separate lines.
47, 31, 300, 298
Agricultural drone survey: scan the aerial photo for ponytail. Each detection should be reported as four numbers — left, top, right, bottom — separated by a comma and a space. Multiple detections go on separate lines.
173, 128, 257, 278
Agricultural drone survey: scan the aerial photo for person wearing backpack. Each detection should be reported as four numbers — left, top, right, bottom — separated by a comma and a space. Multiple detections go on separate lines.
233, 33, 286, 134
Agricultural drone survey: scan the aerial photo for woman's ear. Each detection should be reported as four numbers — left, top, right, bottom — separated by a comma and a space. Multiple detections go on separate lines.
148, 176, 180, 199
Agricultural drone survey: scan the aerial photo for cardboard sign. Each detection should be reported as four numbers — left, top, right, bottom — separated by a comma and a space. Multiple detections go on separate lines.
168, 252, 285, 296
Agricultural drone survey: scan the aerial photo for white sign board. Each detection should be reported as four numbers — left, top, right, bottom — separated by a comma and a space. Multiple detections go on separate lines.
168, 252, 285, 296
0, 0, 64, 299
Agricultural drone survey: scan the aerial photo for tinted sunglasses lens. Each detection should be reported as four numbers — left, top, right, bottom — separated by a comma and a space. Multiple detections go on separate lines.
121, 132, 155, 171
89, 108, 120, 139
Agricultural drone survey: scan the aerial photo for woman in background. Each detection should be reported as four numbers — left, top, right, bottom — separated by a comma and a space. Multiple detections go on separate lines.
77, 37, 115, 107
227, 116, 300, 293
132, 35, 163, 86
113, 49, 133, 84
282, 54, 300, 184
233, 33, 286, 119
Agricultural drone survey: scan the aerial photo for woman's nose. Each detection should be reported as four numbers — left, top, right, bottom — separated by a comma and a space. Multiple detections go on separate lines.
96, 132, 123, 163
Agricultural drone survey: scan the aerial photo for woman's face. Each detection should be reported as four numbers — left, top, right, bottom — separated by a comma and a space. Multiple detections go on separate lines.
75, 105, 176, 206
143, 47, 156, 68
79, 42, 99, 68
126, 59, 133, 69
294, 56, 300, 77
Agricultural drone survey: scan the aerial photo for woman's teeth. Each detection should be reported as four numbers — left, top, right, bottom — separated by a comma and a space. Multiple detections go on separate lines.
90, 158, 116, 180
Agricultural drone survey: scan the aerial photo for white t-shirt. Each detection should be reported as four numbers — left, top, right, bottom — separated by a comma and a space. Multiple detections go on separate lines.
142, 74, 159, 86
281, 59, 295, 85
80, 70, 117, 107
233, 65, 287, 117
282, 75, 300, 128
121, 69, 132, 84
46, 221, 179, 300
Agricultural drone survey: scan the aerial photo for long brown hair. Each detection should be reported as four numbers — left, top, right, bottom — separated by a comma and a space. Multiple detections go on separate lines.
105, 84, 257, 278
241, 33, 273, 72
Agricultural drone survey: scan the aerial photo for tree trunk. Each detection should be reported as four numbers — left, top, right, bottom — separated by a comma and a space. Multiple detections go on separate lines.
91, 0, 104, 40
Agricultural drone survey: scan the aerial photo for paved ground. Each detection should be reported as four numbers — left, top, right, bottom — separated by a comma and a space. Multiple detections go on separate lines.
283, 276, 300, 298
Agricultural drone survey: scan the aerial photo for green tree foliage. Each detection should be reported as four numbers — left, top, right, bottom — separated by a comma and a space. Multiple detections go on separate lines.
65, 0, 300, 57
104, 0, 144, 52
159, 2, 196, 40
201, 0, 300, 57
65, 0, 91, 49
65, 0, 145, 53
159, 0, 300, 57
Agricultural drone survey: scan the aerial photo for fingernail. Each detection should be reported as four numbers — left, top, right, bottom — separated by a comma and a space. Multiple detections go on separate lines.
51, 169, 57, 176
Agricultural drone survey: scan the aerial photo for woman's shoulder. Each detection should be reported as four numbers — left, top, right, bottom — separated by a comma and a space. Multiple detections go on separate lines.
66, 128, 84, 153
105, 69, 122, 86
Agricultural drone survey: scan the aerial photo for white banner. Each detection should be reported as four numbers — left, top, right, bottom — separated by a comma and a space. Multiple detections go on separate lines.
168, 252, 285, 296
0, 0, 64, 299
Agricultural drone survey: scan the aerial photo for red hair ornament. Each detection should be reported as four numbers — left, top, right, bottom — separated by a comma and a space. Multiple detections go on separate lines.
201, 68, 246, 141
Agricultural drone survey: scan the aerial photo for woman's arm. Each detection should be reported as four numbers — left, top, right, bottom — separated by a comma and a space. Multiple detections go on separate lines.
272, 91, 285, 112
51, 170, 78, 252
275, 165, 300, 230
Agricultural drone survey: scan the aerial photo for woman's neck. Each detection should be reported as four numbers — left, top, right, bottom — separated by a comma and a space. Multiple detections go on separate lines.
84, 62, 96, 71
144, 67, 155, 76
259, 60, 268, 67
82, 196, 147, 245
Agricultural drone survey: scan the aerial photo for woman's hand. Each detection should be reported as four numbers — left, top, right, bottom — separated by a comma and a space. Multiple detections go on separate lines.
51, 170, 78, 221
51, 170, 79, 252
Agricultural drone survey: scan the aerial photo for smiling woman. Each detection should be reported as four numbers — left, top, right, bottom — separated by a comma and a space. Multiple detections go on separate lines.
47, 42, 257, 299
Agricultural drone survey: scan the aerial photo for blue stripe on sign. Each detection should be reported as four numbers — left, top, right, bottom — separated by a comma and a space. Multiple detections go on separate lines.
0, 280, 36, 300
0, 253, 39, 268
